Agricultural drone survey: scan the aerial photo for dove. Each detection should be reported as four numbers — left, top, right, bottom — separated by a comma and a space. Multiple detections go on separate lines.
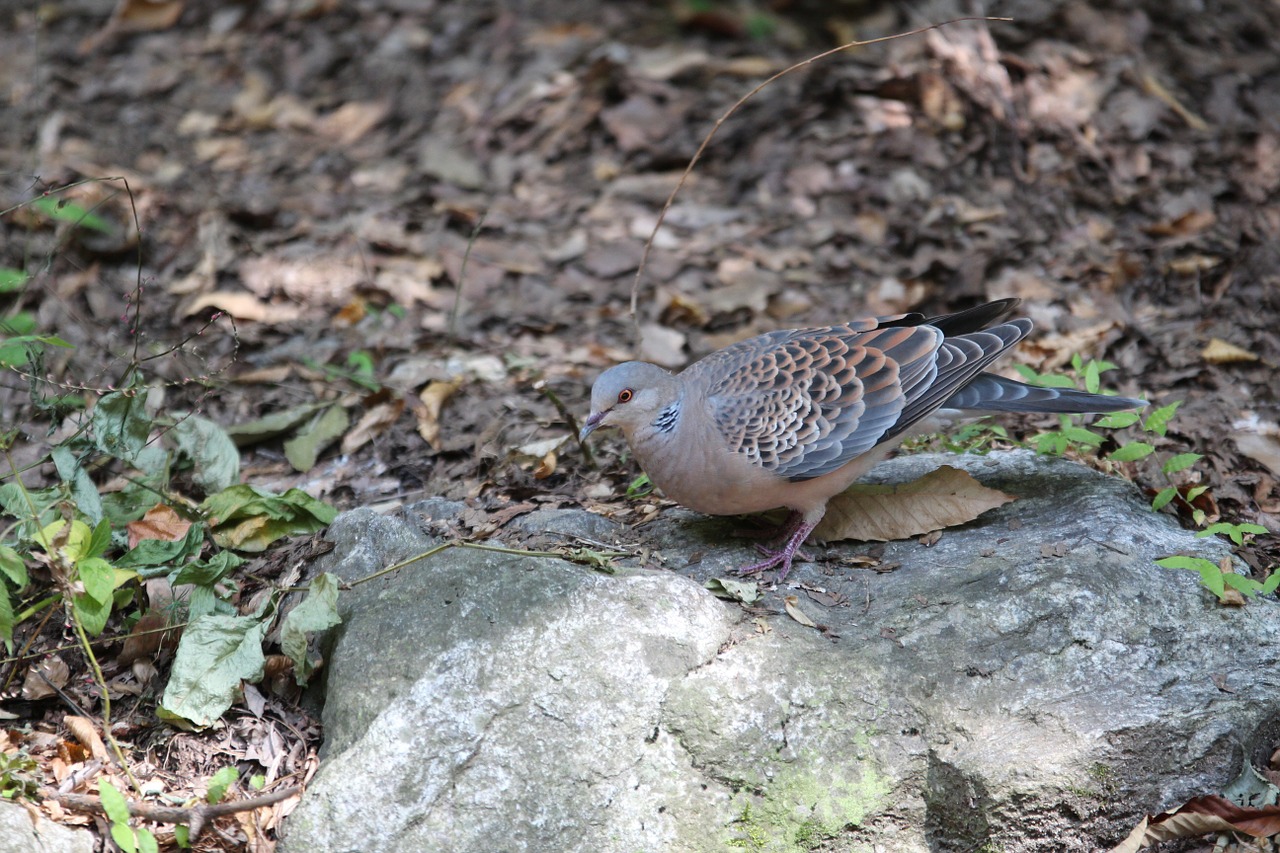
579, 299, 1146, 581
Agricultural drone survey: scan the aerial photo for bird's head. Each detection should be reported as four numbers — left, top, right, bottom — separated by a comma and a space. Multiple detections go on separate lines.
580, 361, 678, 441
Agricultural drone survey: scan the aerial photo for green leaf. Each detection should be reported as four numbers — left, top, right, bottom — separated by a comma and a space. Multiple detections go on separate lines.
1162, 453, 1202, 476
78, 556, 117, 605
0, 545, 28, 589
110, 822, 137, 853
625, 474, 653, 499
170, 550, 242, 587
1261, 572, 1280, 595
91, 392, 153, 464
1083, 360, 1100, 394
171, 415, 240, 495
32, 196, 114, 233
50, 445, 104, 528
117, 524, 205, 573
1093, 411, 1141, 429
0, 268, 28, 293
136, 827, 159, 853
206, 766, 239, 804
1185, 485, 1209, 501
283, 405, 349, 473
1143, 401, 1182, 437
0, 313, 38, 336
225, 403, 325, 444
1151, 487, 1177, 511
74, 590, 112, 635
1031, 373, 1077, 389
174, 825, 190, 848
1108, 442, 1154, 462
280, 572, 342, 684
0, 585, 14, 652
1196, 522, 1268, 545
1221, 573, 1264, 596
98, 777, 132, 824
1059, 426, 1104, 447
1155, 555, 1225, 598
85, 519, 113, 560
160, 612, 271, 726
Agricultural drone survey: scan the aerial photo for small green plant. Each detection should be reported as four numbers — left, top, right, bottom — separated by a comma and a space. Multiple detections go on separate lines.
0, 751, 38, 799
99, 778, 159, 853
1155, 555, 1280, 601
993, 354, 1275, 603
626, 473, 654, 500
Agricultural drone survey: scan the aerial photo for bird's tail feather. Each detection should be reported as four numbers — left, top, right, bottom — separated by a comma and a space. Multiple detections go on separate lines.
943, 373, 1146, 414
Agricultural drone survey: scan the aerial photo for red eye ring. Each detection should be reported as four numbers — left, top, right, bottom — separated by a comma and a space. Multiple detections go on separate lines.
617, 389, 634, 404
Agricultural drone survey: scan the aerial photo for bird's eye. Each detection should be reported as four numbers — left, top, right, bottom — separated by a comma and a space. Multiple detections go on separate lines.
617, 389, 634, 404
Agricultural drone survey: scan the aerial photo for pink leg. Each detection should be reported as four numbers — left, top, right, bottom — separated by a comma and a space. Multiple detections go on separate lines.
728, 518, 818, 582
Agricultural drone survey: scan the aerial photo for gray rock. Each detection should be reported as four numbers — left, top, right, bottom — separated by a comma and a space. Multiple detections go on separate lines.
0, 801, 95, 853
280, 450, 1280, 853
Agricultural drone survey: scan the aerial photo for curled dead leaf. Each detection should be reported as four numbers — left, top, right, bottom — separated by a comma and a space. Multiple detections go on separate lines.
783, 595, 817, 628
1109, 794, 1280, 852
416, 379, 461, 450
815, 466, 1016, 543
341, 392, 405, 454
64, 715, 108, 761
1201, 337, 1258, 364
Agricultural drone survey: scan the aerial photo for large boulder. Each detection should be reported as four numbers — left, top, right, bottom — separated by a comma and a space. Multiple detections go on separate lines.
279, 450, 1279, 852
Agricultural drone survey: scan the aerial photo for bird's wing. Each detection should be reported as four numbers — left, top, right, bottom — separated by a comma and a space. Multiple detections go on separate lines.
690, 313, 1033, 482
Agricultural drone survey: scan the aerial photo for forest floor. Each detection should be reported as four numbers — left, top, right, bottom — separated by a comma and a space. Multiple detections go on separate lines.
0, 0, 1277, 849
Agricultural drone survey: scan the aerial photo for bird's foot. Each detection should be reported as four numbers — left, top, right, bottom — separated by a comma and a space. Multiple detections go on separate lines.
728, 519, 817, 583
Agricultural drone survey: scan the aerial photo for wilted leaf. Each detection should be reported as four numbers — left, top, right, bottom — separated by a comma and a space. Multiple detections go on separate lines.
279, 572, 342, 685
815, 466, 1016, 543
171, 414, 240, 494
159, 612, 270, 726
201, 485, 336, 552
225, 403, 326, 445
705, 577, 761, 604
127, 504, 192, 549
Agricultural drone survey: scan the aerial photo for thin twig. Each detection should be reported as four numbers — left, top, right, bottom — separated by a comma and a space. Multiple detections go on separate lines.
43, 785, 300, 840
448, 207, 490, 339
628, 16, 1013, 345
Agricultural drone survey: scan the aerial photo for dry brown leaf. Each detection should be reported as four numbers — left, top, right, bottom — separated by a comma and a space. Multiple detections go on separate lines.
313, 101, 390, 145
184, 291, 303, 323
22, 656, 70, 700
341, 392, 405, 455
126, 504, 191, 549
1144, 208, 1216, 238
533, 451, 557, 480
815, 466, 1016, 543
1109, 794, 1280, 852
1201, 337, 1258, 364
64, 716, 108, 761
783, 595, 818, 627
416, 379, 461, 450
1019, 321, 1119, 371
118, 611, 171, 665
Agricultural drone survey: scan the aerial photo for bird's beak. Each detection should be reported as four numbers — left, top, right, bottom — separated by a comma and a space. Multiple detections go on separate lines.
579, 411, 605, 441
